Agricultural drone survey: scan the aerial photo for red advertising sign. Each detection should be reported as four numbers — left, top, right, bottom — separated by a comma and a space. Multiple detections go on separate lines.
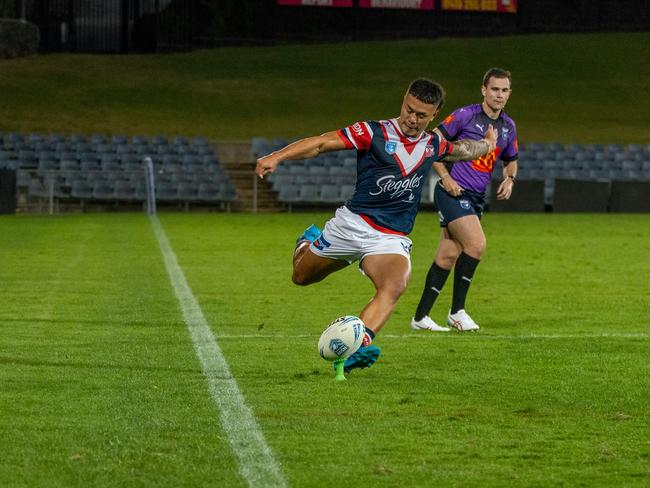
359, 0, 435, 9
441, 0, 517, 13
277, 0, 353, 6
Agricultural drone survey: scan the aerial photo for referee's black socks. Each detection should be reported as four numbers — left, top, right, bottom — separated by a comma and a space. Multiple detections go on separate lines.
414, 262, 451, 321
451, 252, 481, 314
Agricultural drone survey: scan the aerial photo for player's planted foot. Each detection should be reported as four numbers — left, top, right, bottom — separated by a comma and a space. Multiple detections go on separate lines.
411, 316, 450, 332
342, 345, 381, 373
447, 309, 480, 331
295, 224, 321, 248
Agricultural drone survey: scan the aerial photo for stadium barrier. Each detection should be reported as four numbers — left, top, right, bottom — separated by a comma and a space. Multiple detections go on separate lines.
489, 179, 545, 213
552, 179, 611, 213
609, 181, 650, 213
0, 168, 16, 214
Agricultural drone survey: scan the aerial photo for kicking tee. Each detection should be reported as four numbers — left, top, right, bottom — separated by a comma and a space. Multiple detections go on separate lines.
437, 104, 518, 194
337, 118, 452, 235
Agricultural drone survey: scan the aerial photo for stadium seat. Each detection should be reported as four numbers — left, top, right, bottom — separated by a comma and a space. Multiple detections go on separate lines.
319, 184, 341, 203
89, 135, 107, 146
38, 159, 59, 171
114, 180, 136, 201
340, 185, 355, 200
156, 182, 178, 201
198, 182, 220, 201
71, 180, 94, 199
92, 181, 115, 200
277, 184, 300, 203
177, 182, 199, 201
111, 135, 128, 145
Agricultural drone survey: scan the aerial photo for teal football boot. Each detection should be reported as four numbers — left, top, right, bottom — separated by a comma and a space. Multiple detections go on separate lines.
295, 224, 322, 248
342, 345, 381, 374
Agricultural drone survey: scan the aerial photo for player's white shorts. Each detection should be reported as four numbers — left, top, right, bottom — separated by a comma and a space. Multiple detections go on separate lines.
309, 206, 412, 269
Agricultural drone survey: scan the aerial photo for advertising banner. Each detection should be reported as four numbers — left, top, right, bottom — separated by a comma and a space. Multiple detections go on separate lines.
277, 0, 353, 7
359, 0, 435, 9
440, 0, 517, 13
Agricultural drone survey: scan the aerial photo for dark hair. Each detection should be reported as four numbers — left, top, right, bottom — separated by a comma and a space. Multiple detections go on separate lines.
407, 78, 445, 109
482, 67, 512, 87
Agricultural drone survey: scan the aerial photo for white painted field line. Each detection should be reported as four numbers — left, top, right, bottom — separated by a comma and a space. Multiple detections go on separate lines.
213, 333, 649, 340
150, 216, 287, 488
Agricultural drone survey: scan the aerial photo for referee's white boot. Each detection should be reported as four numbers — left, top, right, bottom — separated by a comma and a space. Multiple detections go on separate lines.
447, 309, 480, 331
411, 316, 450, 332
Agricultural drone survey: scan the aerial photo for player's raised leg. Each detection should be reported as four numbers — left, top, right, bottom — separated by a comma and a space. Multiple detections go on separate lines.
292, 246, 349, 286
445, 215, 485, 331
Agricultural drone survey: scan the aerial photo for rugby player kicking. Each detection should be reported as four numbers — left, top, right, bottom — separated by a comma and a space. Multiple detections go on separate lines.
256, 78, 497, 374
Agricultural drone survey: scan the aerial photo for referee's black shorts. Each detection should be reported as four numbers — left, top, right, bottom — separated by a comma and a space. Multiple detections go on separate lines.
433, 182, 485, 228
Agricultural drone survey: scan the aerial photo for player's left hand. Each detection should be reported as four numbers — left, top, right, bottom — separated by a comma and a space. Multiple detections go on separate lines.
496, 177, 514, 200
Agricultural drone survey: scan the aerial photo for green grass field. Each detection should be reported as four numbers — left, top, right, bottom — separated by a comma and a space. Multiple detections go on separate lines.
1, 212, 648, 487
1, 32, 649, 142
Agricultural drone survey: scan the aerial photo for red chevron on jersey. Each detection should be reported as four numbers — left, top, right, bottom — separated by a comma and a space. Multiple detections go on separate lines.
379, 119, 433, 177
339, 121, 373, 150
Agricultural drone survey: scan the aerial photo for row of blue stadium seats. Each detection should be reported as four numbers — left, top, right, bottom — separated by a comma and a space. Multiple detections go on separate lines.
0, 153, 221, 171
522, 142, 649, 154
519, 150, 649, 163
3, 143, 215, 157
17, 169, 231, 187
1, 132, 211, 147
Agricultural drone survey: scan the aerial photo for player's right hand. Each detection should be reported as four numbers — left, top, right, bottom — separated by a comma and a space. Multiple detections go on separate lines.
255, 155, 279, 179
441, 174, 464, 197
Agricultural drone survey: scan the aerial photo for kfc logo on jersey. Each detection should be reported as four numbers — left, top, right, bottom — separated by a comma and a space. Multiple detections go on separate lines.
369, 173, 423, 199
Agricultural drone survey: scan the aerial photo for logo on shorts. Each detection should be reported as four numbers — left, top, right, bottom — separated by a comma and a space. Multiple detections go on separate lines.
313, 234, 331, 251
385, 141, 397, 154
459, 199, 471, 210
401, 241, 412, 254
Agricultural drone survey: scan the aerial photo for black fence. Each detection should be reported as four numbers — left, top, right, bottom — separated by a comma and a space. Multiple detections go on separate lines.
11, 0, 650, 53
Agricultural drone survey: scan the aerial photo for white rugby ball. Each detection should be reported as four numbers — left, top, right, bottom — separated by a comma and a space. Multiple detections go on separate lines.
318, 315, 365, 361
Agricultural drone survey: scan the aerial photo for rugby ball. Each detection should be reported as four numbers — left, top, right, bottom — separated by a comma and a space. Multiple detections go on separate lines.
318, 316, 365, 361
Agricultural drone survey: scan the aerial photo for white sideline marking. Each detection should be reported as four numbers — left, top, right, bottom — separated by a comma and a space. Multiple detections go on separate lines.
151, 216, 287, 488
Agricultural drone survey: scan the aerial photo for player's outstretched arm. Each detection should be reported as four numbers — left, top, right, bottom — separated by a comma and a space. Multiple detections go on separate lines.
438, 124, 498, 163
255, 131, 346, 179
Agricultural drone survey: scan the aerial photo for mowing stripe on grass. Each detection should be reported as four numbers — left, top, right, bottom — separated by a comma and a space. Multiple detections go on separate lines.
150, 216, 287, 488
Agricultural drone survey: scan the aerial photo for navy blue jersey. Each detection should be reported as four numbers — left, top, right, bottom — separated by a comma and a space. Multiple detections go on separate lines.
337, 119, 453, 235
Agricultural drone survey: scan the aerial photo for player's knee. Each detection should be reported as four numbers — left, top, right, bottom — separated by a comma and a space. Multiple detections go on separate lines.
291, 270, 310, 286
437, 249, 461, 269
464, 238, 486, 259
379, 280, 408, 303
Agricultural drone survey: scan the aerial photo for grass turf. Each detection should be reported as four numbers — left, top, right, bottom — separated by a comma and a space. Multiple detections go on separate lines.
1, 32, 649, 143
0, 212, 648, 487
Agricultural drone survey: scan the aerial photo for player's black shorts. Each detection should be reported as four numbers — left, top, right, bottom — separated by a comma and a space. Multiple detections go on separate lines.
433, 181, 485, 228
